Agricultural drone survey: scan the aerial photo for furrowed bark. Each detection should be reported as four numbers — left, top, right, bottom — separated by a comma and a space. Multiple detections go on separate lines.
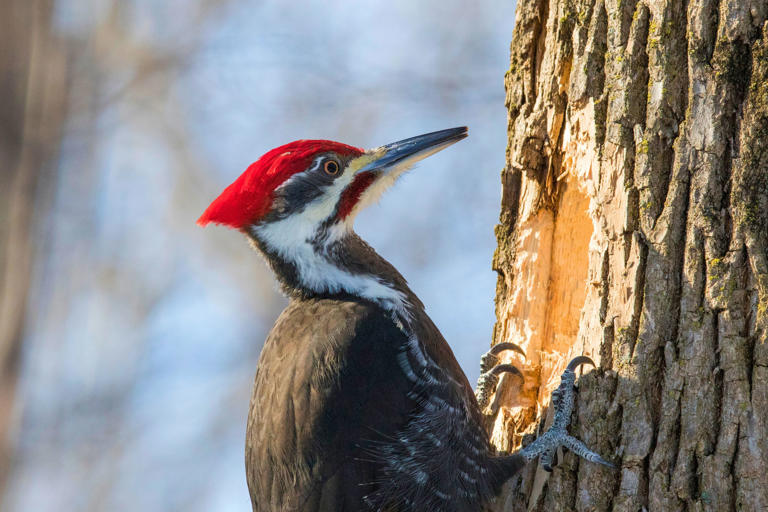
488, 0, 768, 510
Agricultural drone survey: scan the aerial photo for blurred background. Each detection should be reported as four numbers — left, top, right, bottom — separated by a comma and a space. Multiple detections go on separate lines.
0, 1, 515, 510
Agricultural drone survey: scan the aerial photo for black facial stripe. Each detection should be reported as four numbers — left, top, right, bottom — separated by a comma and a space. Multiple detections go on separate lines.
261, 153, 357, 223
280, 170, 330, 210
262, 159, 334, 221
260, 153, 366, 228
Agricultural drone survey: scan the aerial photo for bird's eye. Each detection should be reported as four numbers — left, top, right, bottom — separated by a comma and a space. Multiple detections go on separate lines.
323, 160, 340, 176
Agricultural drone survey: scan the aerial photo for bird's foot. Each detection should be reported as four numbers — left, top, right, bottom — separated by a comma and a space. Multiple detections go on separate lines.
519, 356, 615, 471
475, 343, 525, 409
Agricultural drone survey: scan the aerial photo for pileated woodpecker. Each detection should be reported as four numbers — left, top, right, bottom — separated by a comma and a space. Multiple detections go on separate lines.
199, 127, 613, 511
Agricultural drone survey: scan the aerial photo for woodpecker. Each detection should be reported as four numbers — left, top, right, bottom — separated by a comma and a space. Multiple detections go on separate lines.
198, 127, 613, 511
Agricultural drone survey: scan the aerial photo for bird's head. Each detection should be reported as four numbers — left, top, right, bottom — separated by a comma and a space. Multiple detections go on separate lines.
198, 126, 467, 303
198, 126, 467, 239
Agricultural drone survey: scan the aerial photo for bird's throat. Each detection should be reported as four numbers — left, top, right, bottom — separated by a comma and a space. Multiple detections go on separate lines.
247, 226, 419, 315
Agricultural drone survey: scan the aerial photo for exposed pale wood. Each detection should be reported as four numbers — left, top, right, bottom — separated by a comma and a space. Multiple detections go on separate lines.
490, 0, 768, 509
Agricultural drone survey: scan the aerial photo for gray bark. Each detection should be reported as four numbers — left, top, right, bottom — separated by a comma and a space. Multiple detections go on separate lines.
488, 0, 768, 510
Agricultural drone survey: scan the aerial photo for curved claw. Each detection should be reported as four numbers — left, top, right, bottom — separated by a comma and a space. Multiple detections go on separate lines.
488, 363, 524, 379
517, 357, 613, 471
480, 343, 526, 373
488, 342, 526, 359
566, 355, 595, 372
475, 363, 524, 410
521, 432, 616, 471
562, 435, 617, 469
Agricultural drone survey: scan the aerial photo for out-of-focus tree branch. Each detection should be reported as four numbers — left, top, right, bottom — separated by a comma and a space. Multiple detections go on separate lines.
0, 0, 69, 498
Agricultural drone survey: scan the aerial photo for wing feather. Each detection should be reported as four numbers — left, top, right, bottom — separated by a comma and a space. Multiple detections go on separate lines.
246, 298, 415, 511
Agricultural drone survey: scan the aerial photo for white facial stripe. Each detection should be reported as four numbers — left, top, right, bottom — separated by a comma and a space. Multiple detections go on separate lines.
254, 161, 408, 312
252, 146, 447, 312
254, 214, 407, 310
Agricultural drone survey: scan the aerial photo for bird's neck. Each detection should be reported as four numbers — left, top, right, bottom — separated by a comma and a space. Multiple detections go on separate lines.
247, 223, 422, 316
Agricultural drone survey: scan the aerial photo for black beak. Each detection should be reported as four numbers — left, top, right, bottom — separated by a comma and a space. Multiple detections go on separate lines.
358, 126, 468, 173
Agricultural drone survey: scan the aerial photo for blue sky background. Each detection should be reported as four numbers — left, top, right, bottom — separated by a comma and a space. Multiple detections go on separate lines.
6, 1, 516, 510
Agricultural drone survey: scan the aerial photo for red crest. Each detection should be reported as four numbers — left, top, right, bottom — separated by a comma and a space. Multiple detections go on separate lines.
197, 140, 363, 229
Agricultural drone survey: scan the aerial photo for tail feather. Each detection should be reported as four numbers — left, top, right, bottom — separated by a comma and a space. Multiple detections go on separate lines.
486, 453, 527, 494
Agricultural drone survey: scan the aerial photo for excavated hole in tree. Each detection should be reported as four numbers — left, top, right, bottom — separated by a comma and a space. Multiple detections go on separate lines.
489, 175, 593, 452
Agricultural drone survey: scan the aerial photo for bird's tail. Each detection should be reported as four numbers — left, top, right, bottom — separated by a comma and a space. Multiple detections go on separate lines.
486, 453, 527, 494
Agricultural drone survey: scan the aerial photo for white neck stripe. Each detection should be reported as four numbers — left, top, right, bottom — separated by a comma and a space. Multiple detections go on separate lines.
252, 217, 408, 314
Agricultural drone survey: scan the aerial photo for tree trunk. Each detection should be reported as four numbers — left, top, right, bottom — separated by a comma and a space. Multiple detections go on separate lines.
488, 0, 768, 510
0, 0, 68, 499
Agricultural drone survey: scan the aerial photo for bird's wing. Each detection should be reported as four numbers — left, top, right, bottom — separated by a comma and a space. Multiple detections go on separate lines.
245, 298, 417, 511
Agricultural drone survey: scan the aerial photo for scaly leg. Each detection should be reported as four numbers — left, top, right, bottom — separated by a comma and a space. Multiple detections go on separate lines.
475, 342, 526, 410
518, 356, 615, 470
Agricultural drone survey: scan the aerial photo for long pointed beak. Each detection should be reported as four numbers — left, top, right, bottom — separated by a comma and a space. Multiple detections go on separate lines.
358, 126, 468, 173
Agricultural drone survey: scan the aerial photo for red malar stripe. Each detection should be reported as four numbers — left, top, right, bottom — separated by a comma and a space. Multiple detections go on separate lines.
337, 172, 377, 220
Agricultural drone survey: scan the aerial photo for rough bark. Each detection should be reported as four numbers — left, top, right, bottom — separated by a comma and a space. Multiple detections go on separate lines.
488, 0, 768, 510
0, 0, 68, 499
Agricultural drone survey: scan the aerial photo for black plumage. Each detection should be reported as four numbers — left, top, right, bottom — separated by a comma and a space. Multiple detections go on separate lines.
245, 295, 524, 511
197, 128, 612, 511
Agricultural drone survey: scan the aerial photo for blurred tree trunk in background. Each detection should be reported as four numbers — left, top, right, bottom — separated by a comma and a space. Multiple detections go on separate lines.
488, 0, 767, 510
0, 0, 68, 498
